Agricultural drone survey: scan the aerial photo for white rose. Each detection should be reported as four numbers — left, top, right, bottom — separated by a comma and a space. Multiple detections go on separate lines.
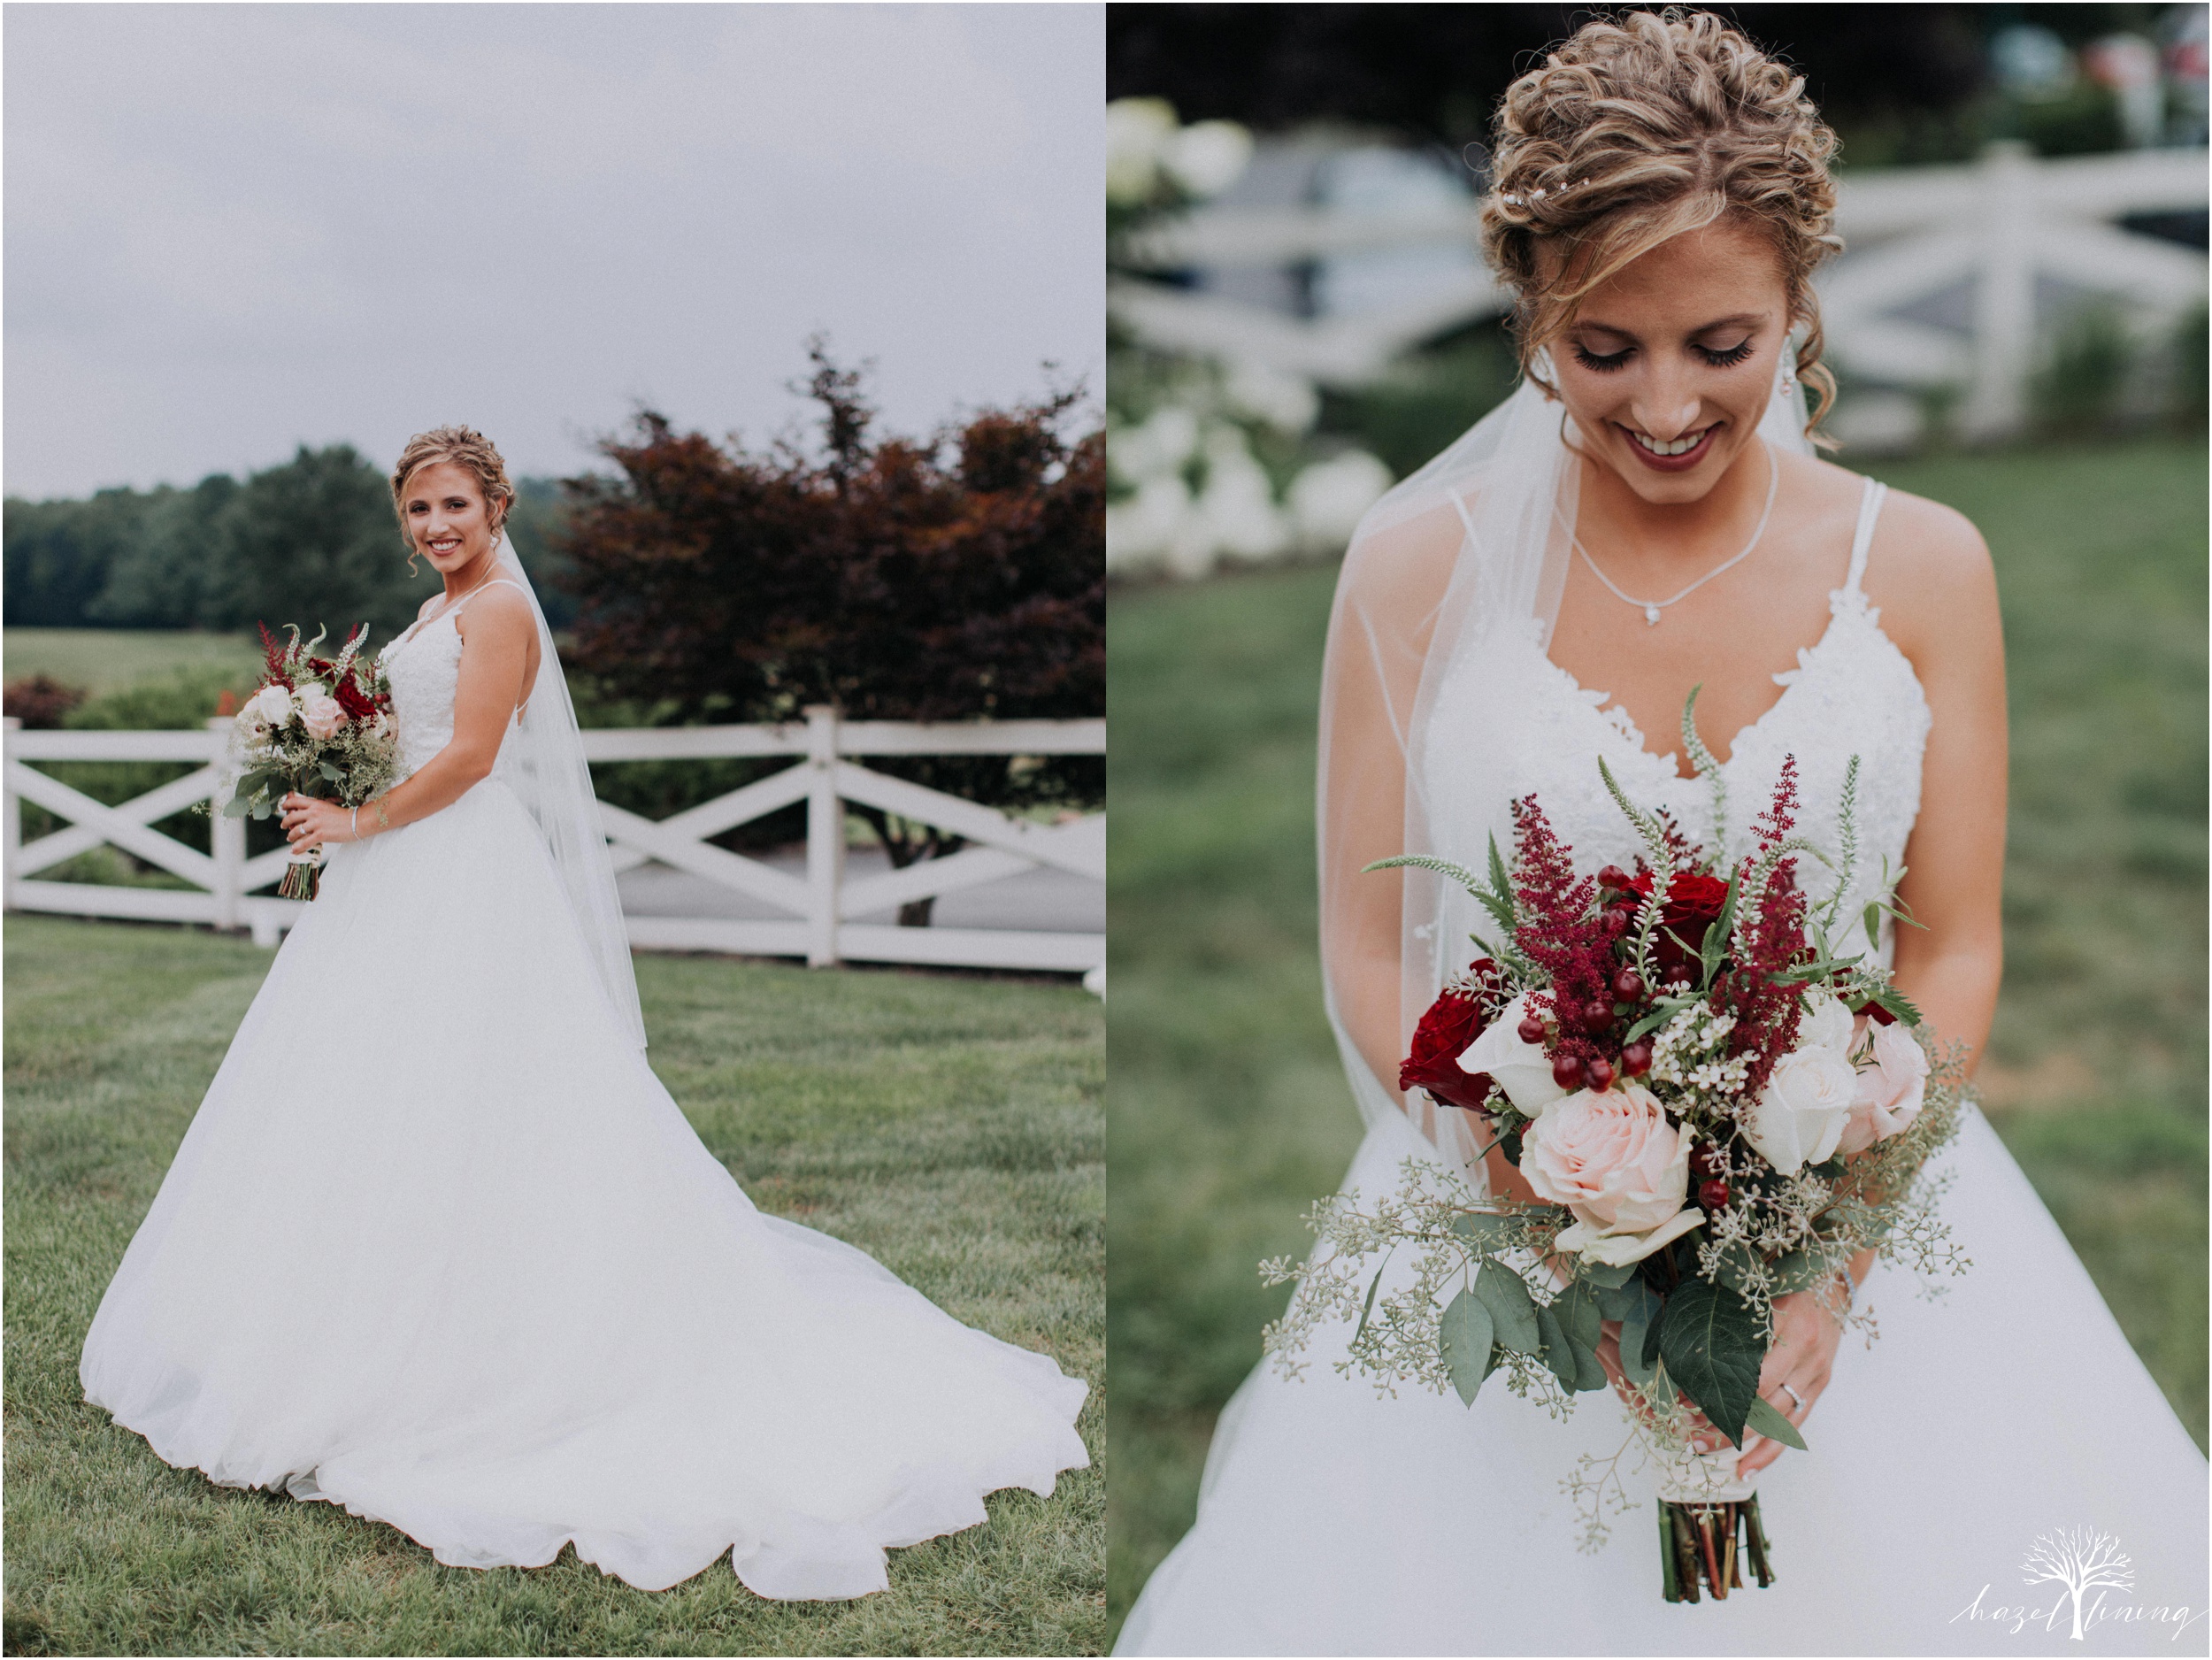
1456, 991, 1566, 1117
1747, 1046, 1855, 1176
1524, 1082, 1703, 1264
298, 690, 345, 742
1837, 1022, 1931, 1156
1798, 988, 1855, 1057
249, 684, 294, 726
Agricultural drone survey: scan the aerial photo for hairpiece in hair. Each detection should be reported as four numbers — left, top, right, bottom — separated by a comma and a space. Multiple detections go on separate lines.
1495, 178, 1586, 209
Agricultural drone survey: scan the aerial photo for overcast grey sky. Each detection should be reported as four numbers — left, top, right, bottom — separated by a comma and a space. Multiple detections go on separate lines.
4, 3, 1102, 498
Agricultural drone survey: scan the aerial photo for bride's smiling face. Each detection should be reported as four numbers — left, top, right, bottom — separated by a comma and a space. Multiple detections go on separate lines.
401, 462, 500, 575
1548, 215, 1793, 505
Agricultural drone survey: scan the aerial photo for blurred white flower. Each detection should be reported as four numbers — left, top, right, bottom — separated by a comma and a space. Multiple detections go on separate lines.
1194, 427, 1289, 567
1109, 404, 1201, 487
1288, 450, 1394, 549
1106, 97, 1178, 207
1163, 119, 1254, 199
1224, 360, 1319, 434
1106, 474, 1194, 575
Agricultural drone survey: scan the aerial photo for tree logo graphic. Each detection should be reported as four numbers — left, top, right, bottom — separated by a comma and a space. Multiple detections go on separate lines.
2021, 1526, 2137, 1641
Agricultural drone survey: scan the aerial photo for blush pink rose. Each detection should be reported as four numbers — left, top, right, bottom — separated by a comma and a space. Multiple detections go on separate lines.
1836, 1022, 1930, 1156
298, 690, 346, 741
1522, 1083, 1699, 1264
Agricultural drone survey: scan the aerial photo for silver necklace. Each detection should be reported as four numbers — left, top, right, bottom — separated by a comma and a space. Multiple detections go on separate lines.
1567, 442, 1779, 626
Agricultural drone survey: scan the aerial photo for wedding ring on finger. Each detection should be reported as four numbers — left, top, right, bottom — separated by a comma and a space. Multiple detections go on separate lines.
1780, 1381, 1807, 1415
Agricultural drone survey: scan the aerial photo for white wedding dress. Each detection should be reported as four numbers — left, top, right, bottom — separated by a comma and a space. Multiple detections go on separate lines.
1118, 471, 2208, 1654
80, 585, 1088, 1598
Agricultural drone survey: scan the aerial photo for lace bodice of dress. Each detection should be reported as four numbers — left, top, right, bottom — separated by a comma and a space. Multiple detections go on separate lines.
1421, 479, 1931, 969
379, 601, 518, 784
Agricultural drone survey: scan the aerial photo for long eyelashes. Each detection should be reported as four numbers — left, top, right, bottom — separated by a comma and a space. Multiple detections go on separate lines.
1569, 341, 1756, 372
1571, 344, 1633, 373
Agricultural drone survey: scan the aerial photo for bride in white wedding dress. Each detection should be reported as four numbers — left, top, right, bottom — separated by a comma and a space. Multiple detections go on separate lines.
79, 426, 1087, 1599
1118, 16, 2206, 1656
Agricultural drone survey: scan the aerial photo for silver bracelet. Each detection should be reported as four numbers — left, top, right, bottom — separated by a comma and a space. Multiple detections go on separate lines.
350, 806, 361, 841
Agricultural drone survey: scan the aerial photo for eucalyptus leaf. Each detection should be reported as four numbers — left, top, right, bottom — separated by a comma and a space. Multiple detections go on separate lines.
1640, 1292, 1668, 1372
1656, 1279, 1764, 1449
1596, 1280, 1641, 1321
1440, 1287, 1494, 1406
1474, 1263, 1542, 1356
250, 801, 273, 821
1533, 1303, 1574, 1390
220, 794, 255, 818
318, 760, 344, 782
1744, 1394, 1809, 1452
1554, 1280, 1603, 1356
1580, 1260, 1636, 1289
1620, 1303, 1658, 1387
1565, 1333, 1609, 1393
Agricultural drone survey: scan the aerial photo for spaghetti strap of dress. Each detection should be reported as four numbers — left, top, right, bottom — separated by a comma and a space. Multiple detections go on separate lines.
1844, 477, 1887, 597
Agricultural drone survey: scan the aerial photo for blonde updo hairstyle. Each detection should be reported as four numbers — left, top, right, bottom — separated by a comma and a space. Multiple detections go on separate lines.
389, 426, 518, 550
1480, 10, 1843, 445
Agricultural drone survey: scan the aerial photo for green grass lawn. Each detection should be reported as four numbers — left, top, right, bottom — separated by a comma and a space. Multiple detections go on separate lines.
4, 630, 261, 697
1104, 434, 2208, 1641
3, 918, 1104, 1656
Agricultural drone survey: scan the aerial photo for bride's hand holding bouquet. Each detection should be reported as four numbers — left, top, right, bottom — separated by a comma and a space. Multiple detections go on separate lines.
216, 621, 401, 898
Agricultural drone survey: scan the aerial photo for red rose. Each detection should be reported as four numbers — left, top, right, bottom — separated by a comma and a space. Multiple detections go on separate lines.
1628, 870, 1731, 974
334, 677, 377, 722
1399, 967, 1499, 1111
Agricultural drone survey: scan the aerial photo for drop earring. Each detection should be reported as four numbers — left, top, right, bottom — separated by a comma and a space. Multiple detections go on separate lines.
1778, 355, 1798, 397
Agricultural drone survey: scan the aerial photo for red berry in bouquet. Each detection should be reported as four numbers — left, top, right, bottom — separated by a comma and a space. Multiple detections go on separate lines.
1697, 1179, 1732, 1211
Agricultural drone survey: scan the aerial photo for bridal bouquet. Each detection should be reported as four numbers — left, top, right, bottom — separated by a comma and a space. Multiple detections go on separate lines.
1263, 696, 1971, 1603
214, 623, 399, 900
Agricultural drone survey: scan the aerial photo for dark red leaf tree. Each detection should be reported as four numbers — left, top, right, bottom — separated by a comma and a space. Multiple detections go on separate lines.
558, 343, 1104, 925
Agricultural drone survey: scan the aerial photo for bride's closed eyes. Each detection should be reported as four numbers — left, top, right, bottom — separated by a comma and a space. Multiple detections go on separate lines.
1570, 335, 1759, 373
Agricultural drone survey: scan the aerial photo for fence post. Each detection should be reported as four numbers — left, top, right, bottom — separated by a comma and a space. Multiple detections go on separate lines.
206, 716, 242, 932
804, 704, 842, 967
2, 717, 19, 914
1964, 139, 2037, 442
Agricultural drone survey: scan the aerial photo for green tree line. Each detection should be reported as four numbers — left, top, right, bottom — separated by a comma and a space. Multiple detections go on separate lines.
4, 448, 574, 636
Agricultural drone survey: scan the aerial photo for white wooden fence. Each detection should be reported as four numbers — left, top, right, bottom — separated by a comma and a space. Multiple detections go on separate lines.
1113, 142, 2208, 440
2, 709, 1104, 980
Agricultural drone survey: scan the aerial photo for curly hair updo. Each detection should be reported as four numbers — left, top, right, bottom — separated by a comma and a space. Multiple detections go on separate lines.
1480, 10, 1843, 441
389, 426, 517, 544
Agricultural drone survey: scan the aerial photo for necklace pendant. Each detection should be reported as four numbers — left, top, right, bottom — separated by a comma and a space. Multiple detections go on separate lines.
1644, 604, 1662, 626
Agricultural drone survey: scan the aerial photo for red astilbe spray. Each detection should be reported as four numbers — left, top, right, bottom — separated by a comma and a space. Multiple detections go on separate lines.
256, 623, 296, 690
1509, 795, 1617, 1069
1717, 757, 1809, 1095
